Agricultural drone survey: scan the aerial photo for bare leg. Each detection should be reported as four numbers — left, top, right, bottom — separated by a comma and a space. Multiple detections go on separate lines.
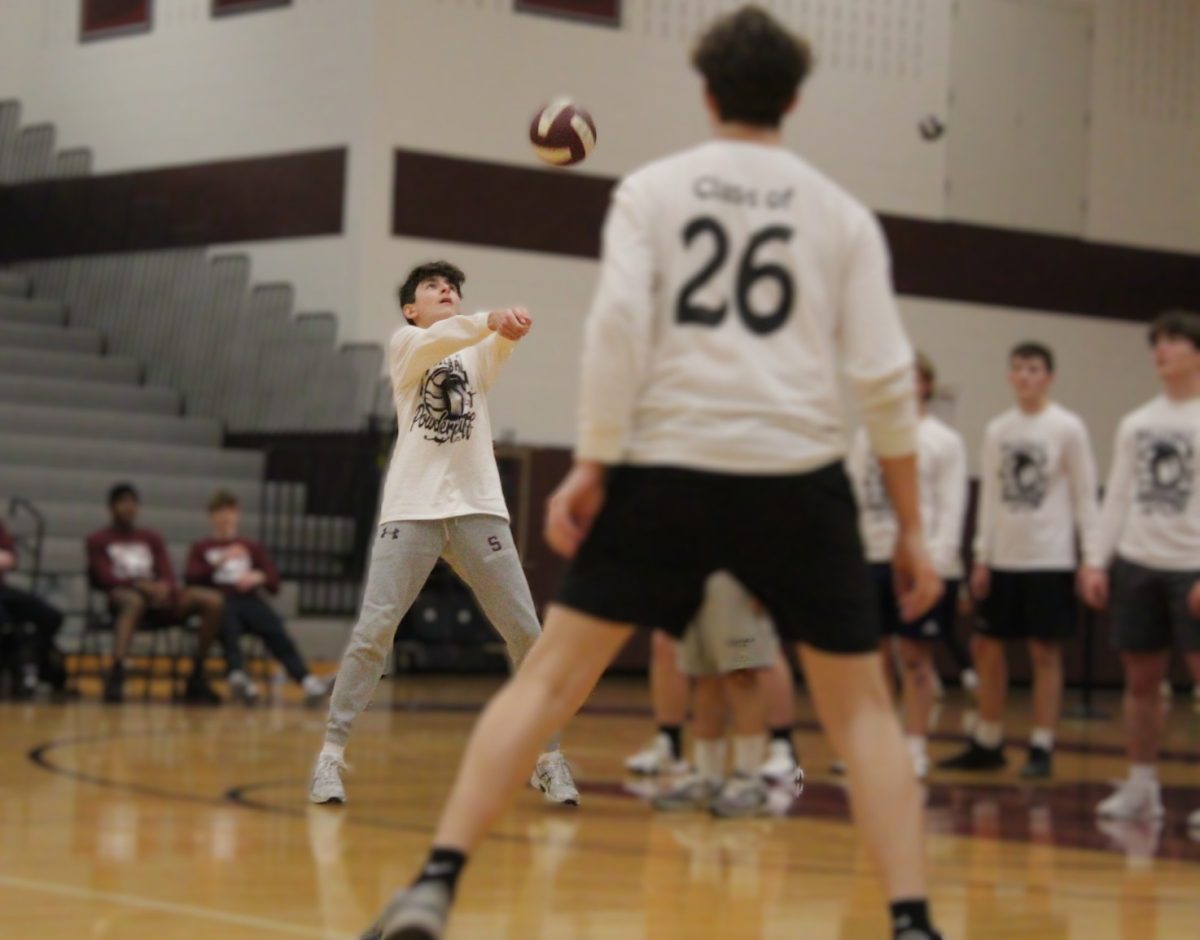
1123, 652, 1169, 764
1028, 639, 1063, 733
691, 675, 725, 739
650, 629, 689, 725
432, 606, 632, 851
722, 669, 766, 737
109, 588, 145, 662
798, 643, 928, 901
895, 638, 936, 738
761, 650, 795, 728
973, 635, 1008, 725
180, 586, 224, 659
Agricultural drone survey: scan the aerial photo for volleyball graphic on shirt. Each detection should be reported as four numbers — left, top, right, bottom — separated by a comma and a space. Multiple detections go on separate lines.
999, 442, 1049, 510
413, 356, 477, 445
1135, 430, 1193, 515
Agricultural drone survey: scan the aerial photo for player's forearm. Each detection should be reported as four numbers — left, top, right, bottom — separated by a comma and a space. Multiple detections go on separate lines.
878, 453, 923, 533
392, 312, 493, 387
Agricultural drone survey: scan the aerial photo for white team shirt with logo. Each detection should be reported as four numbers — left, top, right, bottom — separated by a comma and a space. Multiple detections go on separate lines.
377, 313, 514, 524
973, 402, 1099, 571
576, 139, 917, 474
109, 543, 154, 581
849, 415, 968, 577
1088, 395, 1200, 571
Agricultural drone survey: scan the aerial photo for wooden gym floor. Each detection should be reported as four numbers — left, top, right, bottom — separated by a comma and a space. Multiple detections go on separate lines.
1, 675, 1198, 939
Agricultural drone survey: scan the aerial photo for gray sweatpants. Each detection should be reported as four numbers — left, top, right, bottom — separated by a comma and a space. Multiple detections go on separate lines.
325, 514, 557, 750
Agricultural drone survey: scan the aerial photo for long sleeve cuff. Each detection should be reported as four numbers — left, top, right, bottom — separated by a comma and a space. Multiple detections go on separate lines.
575, 425, 625, 464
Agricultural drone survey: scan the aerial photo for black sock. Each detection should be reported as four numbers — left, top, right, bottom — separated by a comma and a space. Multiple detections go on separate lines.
413, 847, 467, 897
659, 724, 683, 760
890, 899, 937, 938
770, 725, 795, 752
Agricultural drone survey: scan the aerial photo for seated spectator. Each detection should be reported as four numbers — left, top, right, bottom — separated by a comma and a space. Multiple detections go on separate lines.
85, 483, 223, 705
0, 520, 67, 696
186, 490, 330, 706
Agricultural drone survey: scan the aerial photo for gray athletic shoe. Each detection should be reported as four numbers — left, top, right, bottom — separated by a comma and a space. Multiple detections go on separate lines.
309, 752, 347, 805
650, 773, 722, 812
710, 773, 771, 818
360, 881, 450, 940
530, 751, 580, 806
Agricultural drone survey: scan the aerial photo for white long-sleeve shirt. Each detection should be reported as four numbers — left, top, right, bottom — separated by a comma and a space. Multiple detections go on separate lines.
1088, 394, 1200, 571
973, 402, 1099, 571
849, 415, 969, 577
377, 313, 515, 524
576, 139, 917, 474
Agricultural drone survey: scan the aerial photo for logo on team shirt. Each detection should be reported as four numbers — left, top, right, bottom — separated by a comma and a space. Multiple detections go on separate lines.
412, 356, 476, 445
999, 441, 1049, 510
1134, 430, 1193, 515
108, 542, 154, 580
205, 544, 251, 585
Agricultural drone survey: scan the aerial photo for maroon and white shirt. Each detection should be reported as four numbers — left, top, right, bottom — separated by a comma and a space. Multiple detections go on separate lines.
86, 527, 174, 592
186, 537, 280, 596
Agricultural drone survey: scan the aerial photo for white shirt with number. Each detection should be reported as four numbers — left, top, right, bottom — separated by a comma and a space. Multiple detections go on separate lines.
576, 139, 918, 474
973, 402, 1099, 571
849, 415, 969, 577
377, 314, 514, 524
1088, 394, 1200, 571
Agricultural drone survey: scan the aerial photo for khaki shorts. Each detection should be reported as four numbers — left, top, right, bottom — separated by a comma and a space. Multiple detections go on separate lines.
677, 572, 779, 677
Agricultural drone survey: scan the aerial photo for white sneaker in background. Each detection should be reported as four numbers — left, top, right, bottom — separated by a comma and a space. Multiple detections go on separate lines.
309, 752, 348, 805
961, 668, 979, 693
302, 674, 333, 708
625, 732, 689, 776
228, 669, 260, 705
531, 751, 580, 806
1096, 779, 1164, 821
759, 739, 798, 784
650, 773, 722, 812
710, 773, 771, 818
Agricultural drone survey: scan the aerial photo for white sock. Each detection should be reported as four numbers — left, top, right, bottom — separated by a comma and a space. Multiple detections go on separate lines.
974, 720, 1003, 749
906, 735, 927, 763
302, 674, 325, 694
1030, 727, 1054, 751
1129, 764, 1157, 786
732, 734, 765, 776
321, 742, 345, 762
693, 738, 727, 782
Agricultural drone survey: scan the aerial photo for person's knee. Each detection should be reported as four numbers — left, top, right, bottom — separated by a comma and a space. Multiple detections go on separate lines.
112, 589, 146, 617
1029, 640, 1062, 670
1124, 656, 1166, 697
724, 668, 759, 689
651, 630, 677, 662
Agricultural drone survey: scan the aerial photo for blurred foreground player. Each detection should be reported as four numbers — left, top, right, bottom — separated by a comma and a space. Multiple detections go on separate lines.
359, 8, 943, 940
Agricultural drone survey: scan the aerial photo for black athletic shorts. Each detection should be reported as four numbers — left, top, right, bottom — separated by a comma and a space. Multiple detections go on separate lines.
871, 563, 958, 641
976, 570, 1077, 641
1110, 556, 1200, 653
557, 462, 879, 654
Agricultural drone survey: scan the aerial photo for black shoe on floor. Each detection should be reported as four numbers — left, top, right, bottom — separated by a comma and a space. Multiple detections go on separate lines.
936, 740, 1006, 771
1018, 745, 1053, 780
103, 666, 125, 704
183, 674, 222, 705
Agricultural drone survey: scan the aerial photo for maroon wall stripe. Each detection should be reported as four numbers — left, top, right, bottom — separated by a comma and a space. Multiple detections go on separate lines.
392, 148, 1200, 322
0, 148, 345, 262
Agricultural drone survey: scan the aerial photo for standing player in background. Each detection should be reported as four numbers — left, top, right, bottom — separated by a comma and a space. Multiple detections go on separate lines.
850, 353, 968, 779
0, 520, 67, 696
186, 490, 330, 706
359, 9, 944, 940
309, 261, 577, 807
1081, 311, 1200, 826
940, 343, 1098, 779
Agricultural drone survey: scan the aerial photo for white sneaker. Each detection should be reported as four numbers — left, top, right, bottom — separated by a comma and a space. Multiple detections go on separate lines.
651, 773, 722, 812
759, 740, 798, 784
302, 674, 333, 708
1189, 807, 1200, 829
710, 773, 771, 818
309, 752, 347, 805
530, 751, 580, 806
1096, 778, 1164, 821
961, 668, 980, 693
228, 670, 260, 705
625, 732, 688, 776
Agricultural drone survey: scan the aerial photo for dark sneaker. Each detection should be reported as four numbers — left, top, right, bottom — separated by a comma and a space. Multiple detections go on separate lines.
360, 881, 451, 940
936, 740, 1006, 771
1018, 746, 1053, 780
103, 665, 125, 704
183, 674, 221, 705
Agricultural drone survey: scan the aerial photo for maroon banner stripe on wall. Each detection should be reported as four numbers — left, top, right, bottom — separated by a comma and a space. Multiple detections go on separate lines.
0, 148, 345, 262
392, 148, 1200, 322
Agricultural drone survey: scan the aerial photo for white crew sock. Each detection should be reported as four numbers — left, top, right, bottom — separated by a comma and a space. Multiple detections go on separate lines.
321, 742, 345, 762
693, 738, 727, 782
1030, 727, 1055, 751
974, 720, 1003, 749
906, 735, 927, 763
1129, 763, 1157, 786
732, 734, 765, 777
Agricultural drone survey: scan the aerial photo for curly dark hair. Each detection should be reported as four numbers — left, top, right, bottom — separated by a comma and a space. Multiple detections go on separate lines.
397, 261, 466, 314
691, 6, 814, 128
1148, 309, 1200, 349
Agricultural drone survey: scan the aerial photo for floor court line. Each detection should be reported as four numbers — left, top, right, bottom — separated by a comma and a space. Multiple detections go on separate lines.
0, 873, 353, 938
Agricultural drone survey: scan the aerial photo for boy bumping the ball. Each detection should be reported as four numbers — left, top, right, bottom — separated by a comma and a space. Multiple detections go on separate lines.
309, 261, 577, 806
358, 9, 944, 940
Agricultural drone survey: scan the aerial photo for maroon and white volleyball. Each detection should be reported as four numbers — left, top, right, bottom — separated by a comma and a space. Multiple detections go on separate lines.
529, 98, 597, 167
